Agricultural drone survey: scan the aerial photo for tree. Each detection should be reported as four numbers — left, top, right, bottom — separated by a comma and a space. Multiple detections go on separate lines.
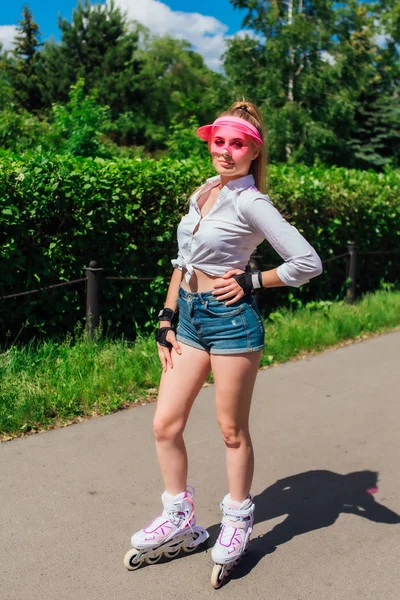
50, 78, 111, 157
227, 0, 339, 161
127, 33, 227, 148
378, 0, 400, 44
39, 0, 143, 113
223, 35, 267, 103
227, 0, 400, 167
0, 45, 14, 109
8, 4, 43, 111
349, 89, 400, 168
333, 1, 400, 168
39, 0, 227, 150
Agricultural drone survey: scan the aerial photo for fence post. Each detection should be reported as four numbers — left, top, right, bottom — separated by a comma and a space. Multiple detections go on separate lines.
248, 250, 262, 307
346, 242, 357, 304
84, 260, 103, 338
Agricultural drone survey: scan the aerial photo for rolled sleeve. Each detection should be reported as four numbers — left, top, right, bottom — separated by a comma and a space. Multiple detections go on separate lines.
242, 196, 323, 287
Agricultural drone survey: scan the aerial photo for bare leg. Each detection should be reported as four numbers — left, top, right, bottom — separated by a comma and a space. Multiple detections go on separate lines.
211, 351, 262, 502
153, 343, 211, 495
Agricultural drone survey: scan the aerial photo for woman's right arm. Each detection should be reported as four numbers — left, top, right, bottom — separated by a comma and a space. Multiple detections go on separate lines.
158, 267, 183, 371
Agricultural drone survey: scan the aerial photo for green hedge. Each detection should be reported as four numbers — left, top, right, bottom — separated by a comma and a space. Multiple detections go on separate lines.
266, 164, 400, 307
1, 150, 399, 341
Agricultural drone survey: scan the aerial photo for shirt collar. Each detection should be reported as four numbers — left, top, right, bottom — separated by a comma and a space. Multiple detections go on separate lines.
192, 173, 256, 207
224, 174, 255, 191
205, 173, 255, 191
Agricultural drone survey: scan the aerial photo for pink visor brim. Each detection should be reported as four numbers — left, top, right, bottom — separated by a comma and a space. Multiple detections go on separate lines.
196, 116, 263, 145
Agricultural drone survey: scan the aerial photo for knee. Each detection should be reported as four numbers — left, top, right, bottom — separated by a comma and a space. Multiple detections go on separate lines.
153, 415, 185, 443
219, 423, 250, 448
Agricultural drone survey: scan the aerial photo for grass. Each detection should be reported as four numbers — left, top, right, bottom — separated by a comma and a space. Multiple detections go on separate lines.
258, 289, 400, 367
1, 288, 399, 440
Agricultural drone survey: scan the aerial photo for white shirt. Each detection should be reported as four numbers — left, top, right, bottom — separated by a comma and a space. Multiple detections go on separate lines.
172, 174, 323, 287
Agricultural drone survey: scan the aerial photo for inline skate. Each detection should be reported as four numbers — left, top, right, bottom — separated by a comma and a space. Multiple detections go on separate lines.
211, 494, 255, 588
124, 486, 209, 570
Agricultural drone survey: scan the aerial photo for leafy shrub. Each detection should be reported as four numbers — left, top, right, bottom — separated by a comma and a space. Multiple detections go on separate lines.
0, 79, 115, 158
0, 151, 399, 341
166, 116, 209, 160
0, 107, 53, 152
0, 151, 213, 340
50, 79, 112, 158
266, 164, 400, 309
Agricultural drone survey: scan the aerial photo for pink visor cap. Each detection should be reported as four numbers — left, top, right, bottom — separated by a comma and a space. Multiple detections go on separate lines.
196, 116, 263, 146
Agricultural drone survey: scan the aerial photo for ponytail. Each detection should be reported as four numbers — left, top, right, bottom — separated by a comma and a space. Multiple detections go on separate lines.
220, 100, 268, 193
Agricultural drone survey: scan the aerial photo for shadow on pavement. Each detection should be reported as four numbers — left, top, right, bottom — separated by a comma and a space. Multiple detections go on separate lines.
207, 469, 400, 582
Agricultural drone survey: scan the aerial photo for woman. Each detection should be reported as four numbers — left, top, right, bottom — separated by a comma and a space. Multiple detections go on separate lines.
124, 101, 322, 586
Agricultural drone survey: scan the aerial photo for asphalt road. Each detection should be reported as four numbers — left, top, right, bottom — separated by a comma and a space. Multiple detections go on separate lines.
1, 331, 399, 600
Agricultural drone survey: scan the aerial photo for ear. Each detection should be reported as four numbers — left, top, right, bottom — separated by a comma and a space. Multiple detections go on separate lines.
250, 139, 260, 160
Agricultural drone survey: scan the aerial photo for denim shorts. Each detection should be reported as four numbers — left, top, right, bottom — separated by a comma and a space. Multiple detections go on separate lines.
176, 287, 265, 355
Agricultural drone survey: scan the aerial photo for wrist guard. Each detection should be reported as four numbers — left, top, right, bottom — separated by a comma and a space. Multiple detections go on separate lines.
156, 327, 174, 349
232, 271, 263, 295
158, 307, 177, 323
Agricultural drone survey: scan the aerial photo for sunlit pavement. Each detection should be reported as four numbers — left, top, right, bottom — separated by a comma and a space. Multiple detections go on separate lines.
1, 331, 399, 600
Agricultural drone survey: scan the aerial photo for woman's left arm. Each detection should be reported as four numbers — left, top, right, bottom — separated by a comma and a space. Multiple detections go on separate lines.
213, 196, 323, 304
245, 196, 323, 288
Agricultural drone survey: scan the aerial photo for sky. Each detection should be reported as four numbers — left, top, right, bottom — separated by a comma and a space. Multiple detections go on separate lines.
0, 0, 250, 71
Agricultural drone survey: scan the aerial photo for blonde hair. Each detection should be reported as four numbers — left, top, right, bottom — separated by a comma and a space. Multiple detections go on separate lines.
220, 100, 269, 194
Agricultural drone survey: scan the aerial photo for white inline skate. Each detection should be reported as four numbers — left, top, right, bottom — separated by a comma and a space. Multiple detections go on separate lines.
123, 486, 209, 570
211, 494, 255, 588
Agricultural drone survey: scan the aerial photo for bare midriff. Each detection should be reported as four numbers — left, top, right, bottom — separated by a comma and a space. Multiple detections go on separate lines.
180, 267, 224, 293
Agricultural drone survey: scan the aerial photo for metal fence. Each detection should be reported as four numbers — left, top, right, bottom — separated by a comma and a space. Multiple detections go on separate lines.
1, 244, 399, 338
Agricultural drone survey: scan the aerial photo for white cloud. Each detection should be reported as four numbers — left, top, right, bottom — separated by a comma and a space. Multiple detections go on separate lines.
1, 3, 248, 71
229, 29, 260, 41
375, 33, 390, 47
373, 18, 391, 48
321, 50, 335, 65
0, 25, 18, 51
112, 0, 229, 71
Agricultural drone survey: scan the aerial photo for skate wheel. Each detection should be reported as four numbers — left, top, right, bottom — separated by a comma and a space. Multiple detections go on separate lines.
182, 543, 198, 554
183, 531, 200, 553
164, 548, 181, 559
211, 564, 225, 589
145, 554, 162, 565
123, 548, 144, 571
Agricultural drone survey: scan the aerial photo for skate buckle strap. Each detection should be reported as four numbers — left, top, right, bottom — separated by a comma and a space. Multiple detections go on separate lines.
220, 500, 255, 520
223, 518, 249, 530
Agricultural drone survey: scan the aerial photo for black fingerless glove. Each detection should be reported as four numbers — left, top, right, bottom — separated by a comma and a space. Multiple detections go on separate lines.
232, 271, 263, 295
156, 326, 174, 349
157, 307, 177, 324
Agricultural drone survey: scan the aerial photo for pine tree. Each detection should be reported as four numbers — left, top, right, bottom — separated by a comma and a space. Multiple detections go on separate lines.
0, 45, 14, 109
10, 4, 43, 111
349, 89, 400, 169
39, 0, 224, 149
39, 0, 142, 112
